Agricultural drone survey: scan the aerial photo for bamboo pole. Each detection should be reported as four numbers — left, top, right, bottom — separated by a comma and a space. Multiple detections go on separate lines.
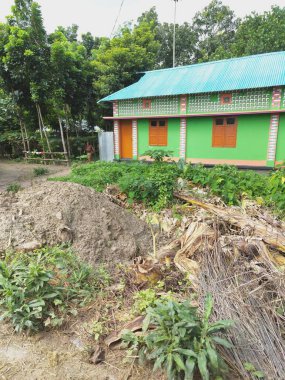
58, 116, 69, 162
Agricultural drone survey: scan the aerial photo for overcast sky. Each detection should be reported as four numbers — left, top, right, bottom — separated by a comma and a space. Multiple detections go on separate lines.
0, 0, 283, 37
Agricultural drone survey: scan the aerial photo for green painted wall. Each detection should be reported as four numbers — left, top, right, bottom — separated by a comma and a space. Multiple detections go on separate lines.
186, 114, 270, 160
137, 118, 180, 157
276, 114, 285, 162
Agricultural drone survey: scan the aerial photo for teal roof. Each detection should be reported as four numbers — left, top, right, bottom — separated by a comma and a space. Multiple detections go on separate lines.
99, 51, 285, 102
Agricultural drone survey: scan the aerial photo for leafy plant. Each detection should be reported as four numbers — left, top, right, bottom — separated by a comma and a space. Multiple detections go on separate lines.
122, 294, 233, 380
6, 183, 22, 193
34, 167, 49, 176
144, 149, 173, 162
243, 362, 264, 378
132, 289, 158, 315
0, 246, 110, 332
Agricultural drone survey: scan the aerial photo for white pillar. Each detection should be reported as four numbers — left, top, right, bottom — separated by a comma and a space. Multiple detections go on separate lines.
267, 114, 279, 165
114, 120, 120, 158
132, 120, 138, 159
179, 118, 187, 159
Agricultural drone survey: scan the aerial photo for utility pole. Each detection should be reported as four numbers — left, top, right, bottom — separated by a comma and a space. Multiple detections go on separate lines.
173, 0, 179, 68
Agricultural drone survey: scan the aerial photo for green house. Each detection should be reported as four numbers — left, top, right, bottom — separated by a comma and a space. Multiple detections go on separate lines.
99, 51, 285, 168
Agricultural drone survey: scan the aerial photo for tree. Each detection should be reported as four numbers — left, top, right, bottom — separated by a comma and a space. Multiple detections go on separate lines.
157, 22, 196, 67
230, 6, 285, 57
192, 0, 238, 62
56, 24, 79, 42
93, 21, 160, 97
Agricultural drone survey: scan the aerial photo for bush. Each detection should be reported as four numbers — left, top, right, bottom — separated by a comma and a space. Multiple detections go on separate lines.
0, 246, 110, 332
6, 183, 22, 193
34, 167, 49, 176
118, 163, 180, 209
122, 295, 233, 380
143, 149, 173, 162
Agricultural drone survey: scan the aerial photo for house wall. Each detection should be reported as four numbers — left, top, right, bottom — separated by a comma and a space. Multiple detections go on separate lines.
116, 87, 285, 117
137, 118, 180, 157
186, 114, 270, 164
276, 114, 285, 162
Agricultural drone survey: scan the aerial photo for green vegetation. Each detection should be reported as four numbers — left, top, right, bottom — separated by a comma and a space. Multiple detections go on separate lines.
33, 167, 49, 176
55, 161, 180, 209
0, 246, 110, 332
54, 161, 285, 216
1, 1, 285, 158
6, 183, 22, 193
122, 295, 233, 380
184, 164, 285, 214
143, 149, 173, 162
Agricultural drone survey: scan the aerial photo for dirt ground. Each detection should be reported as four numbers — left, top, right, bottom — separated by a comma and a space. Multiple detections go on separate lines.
0, 313, 163, 380
0, 165, 160, 379
0, 160, 70, 191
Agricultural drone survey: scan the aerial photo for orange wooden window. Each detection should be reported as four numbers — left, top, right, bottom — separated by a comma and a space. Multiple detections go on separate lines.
212, 117, 237, 148
143, 99, 152, 109
149, 119, 167, 146
220, 93, 232, 105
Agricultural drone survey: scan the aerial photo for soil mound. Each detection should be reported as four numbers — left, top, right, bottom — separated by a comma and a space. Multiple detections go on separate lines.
0, 182, 152, 265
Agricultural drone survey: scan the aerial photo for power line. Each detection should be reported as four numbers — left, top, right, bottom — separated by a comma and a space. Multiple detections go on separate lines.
110, 0, 125, 38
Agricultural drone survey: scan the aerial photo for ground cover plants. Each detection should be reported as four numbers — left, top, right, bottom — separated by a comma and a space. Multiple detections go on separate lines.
122, 294, 233, 380
0, 246, 110, 332
54, 161, 285, 216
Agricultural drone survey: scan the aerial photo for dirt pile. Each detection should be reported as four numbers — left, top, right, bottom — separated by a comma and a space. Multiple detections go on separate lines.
0, 182, 152, 264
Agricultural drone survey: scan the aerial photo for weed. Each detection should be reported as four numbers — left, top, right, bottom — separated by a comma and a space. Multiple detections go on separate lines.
0, 246, 110, 332
243, 362, 264, 378
122, 294, 233, 380
132, 289, 158, 315
34, 167, 49, 176
6, 183, 22, 193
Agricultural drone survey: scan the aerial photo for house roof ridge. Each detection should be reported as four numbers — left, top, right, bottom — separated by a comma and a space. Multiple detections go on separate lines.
143, 51, 285, 74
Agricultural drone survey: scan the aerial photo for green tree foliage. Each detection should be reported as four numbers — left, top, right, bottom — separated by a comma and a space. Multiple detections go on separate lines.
92, 21, 160, 97
230, 6, 285, 57
192, 0, 239, 62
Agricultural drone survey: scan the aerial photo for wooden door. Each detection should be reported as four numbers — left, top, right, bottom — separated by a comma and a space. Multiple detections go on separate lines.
120, 120, 133, 159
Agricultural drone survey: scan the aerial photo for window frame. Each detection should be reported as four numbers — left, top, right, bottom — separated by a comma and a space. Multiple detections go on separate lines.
220, 93, 232, 105
149, 119, 168, 146
212, 117, 237, 148
142, 99, 152, 110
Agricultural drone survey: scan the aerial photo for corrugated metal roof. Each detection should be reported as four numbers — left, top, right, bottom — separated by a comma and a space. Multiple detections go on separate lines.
99, 51, 285, 102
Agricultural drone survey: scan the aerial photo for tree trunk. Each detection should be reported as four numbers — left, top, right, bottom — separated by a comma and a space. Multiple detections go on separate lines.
35, 103, 43, 141
58, 116, 69, 162
19, 118, 27, 156
37, 103, 52, 154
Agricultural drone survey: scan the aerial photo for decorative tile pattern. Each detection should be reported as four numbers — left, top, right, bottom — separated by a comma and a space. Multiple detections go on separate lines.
113, 120, 119, 156
115, 87, 285, 117
267, 114, 280, 161
179, 118, 187, 159
118, 96, 179, 116
188, 89, 272, 113
132, 120, 138, 158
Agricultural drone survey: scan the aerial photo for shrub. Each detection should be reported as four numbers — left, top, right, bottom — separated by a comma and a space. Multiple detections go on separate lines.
0, 246, 110, 332
118, 163, 180, 209
143, 149, 173, 162
6, 183, 22, 193
34, 167, 49, 176
122, 295, 233, 380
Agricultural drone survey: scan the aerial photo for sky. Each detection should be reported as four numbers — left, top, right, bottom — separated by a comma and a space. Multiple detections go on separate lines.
0, 0, 283, 37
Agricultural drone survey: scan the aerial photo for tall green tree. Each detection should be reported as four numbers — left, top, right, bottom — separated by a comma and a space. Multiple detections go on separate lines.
230, 6, 285, 57
93, 21, 160, 97
192, 0, 238, 62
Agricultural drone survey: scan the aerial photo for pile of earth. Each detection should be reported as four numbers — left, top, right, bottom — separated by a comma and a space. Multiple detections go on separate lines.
0, 182, 152, 265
